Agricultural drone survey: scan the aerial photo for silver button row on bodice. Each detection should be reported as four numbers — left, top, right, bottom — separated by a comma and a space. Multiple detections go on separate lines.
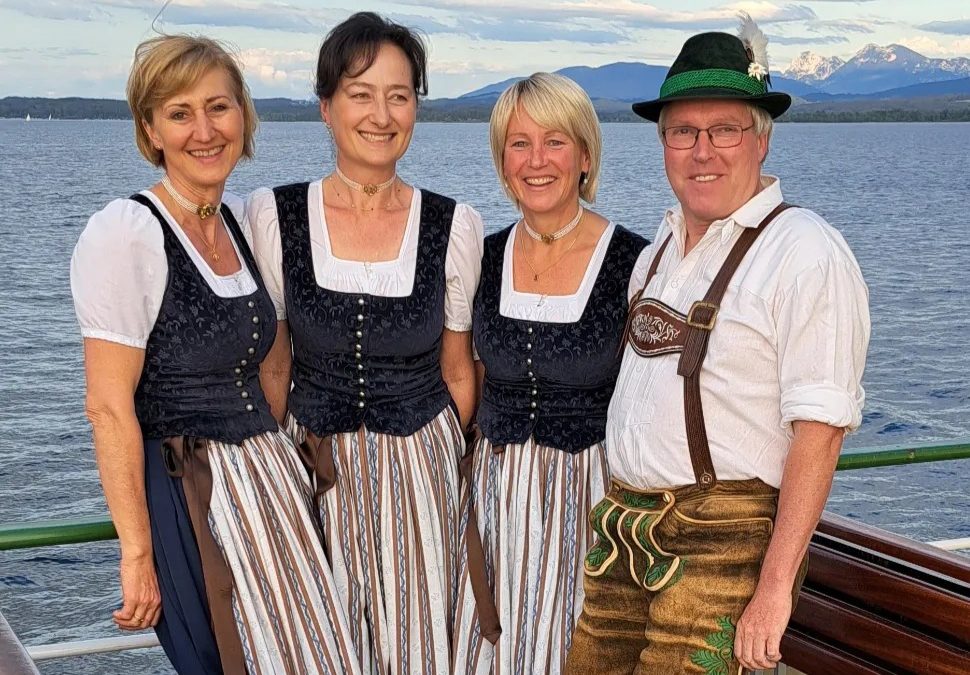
526, 324, 537, 420
355, 297, 367, 409
239, 300, 258, 412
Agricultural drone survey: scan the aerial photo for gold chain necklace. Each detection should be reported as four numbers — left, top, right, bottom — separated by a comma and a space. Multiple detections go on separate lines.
334, 165, 396, 196
161, 175, 217, 220
520, 214, 583, 281
182, 216, 222, 262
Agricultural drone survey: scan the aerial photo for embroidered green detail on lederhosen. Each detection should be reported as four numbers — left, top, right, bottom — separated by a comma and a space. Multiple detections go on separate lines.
584, 485, 683, 591
690, 616, 737, 674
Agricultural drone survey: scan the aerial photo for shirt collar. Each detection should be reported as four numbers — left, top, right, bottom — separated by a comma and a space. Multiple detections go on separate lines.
661, 176, 784, 246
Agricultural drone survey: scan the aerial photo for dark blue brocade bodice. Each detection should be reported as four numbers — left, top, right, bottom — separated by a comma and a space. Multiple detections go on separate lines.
273, 183, 455, 437
474, 224, 647, 453
132, 195, 279, 445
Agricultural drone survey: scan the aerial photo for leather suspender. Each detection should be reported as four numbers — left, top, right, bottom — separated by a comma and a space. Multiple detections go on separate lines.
633, 202, 795, 489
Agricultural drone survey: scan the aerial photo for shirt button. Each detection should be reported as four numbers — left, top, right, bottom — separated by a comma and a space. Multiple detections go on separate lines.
355, 330, 363, 338
526, 343, 533, 350
252, 316, 259, 324
234, 367, 242, 375
241, 391, 249, 399
358, 401, 365, 409
357, 314, 364, 322
252, 332, 260, 340
357, 363, 364, 371
527, 371, 534, 378
527, 326, 533, 334
245, 403, 254, 412
240, 359, 248, 366
355, 352, 362, 360
359, 391, 366, 398
358, 298, 366, 306
247, 301, 254, 308
526, 358, 532, 365
532, 389, 537, 396
529, 412, 535, 420
669, 280, 680, 289
235, 380, 243, 387
530, 401, 537, 409
355, 343, 362, 352
247, 347, 255, 355
358, 378, 365, 385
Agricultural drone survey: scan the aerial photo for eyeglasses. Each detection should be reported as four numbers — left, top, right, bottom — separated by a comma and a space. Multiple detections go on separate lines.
661, 124, 754, 150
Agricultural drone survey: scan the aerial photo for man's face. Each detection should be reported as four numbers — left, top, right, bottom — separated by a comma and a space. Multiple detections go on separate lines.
661, 99, 768, 232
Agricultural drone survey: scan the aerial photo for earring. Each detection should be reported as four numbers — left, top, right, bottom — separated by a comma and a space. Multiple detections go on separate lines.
579, 171, 589, 186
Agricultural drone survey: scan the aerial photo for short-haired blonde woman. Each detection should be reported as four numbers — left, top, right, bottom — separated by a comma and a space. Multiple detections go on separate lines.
453, 73, 648, 674
71, 35, 359, 674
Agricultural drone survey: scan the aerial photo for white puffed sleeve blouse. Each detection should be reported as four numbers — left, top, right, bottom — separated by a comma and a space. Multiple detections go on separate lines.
71, 191, 255, 348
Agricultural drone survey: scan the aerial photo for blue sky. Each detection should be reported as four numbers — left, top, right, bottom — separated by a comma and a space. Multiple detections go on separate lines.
1, 0, 968, 99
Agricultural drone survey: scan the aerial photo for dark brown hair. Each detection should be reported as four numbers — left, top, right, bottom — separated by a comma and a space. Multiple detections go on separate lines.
314, 12, 428, 100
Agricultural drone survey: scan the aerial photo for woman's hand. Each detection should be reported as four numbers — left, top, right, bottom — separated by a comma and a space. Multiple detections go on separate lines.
114, 554, 162, 630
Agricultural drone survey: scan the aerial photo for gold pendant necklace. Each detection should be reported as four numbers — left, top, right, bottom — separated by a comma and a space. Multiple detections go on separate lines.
521, 216, 583, 281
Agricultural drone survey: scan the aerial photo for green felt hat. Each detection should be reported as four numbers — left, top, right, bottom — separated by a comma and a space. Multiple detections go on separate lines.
633, 30, 791, 122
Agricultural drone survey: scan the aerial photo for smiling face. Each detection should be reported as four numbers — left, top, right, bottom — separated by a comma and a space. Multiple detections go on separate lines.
503, 106, 590, 225
662, 99, 767, 232
143, 66, 244, 196
320, 41, 417, 178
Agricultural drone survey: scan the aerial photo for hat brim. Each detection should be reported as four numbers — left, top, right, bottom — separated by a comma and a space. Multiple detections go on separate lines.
632, 88, 792, 122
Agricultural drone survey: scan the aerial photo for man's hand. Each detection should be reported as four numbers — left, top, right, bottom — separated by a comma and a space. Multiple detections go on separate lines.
735, 581, 792, 671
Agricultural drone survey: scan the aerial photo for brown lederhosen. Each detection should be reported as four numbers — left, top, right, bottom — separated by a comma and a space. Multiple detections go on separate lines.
622, 202, 794, 490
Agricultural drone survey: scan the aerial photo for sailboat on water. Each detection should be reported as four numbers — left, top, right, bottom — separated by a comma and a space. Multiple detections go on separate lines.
25, 113, 31, 121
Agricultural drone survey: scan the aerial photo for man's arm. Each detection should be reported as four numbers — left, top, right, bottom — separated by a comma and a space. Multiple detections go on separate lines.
734, 419, 844, 671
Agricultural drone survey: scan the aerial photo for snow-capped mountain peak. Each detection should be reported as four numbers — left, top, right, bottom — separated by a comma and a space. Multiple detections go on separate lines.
782, 51, 845, 84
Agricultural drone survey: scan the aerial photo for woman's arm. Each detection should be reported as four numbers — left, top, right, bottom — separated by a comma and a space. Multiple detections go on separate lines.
259, 321, 292, 424
82, 338, 161, 630
441, 328, 477, 430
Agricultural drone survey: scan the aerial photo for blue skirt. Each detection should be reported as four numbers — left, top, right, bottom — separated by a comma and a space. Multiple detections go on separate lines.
143, 437, 222, 675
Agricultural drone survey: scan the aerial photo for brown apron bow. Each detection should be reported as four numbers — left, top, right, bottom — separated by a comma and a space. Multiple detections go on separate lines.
160, 436, 246, 674
458, 431, 502, 644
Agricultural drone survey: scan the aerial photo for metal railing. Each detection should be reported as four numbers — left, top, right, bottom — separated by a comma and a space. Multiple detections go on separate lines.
1, 438, 968, 664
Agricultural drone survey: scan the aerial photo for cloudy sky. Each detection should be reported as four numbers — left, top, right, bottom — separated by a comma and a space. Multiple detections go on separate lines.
1, 0, 968, 99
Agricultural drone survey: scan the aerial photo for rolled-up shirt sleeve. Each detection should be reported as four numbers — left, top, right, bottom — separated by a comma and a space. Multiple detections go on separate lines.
246, 187, 287, 320
70, 199, 167, 349
775, 256, 870, 431
444, 203, 484, 332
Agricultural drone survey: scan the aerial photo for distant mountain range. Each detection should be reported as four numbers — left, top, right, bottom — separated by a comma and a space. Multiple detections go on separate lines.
3, 44, 970, 122
459, 62, 819, 101
457, 44, 970, 103
783, 44, 970, 95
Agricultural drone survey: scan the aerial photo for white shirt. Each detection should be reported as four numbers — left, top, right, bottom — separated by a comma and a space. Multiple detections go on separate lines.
500, 222, 641, 323
246, 180, 484, 331
607, 177, 870, 490
71, 191, 255, 349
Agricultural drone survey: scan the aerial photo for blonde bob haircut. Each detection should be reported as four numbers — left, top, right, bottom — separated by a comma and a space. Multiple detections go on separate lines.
489, 72, 602, 207
127, 35, 257, 167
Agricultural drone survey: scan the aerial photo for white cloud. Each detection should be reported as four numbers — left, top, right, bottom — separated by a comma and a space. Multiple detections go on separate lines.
429, 59, 511, 75
237, 47, 316, 90
898, 35, 970, 57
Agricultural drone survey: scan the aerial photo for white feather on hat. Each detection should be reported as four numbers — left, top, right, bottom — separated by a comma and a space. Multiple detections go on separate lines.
738, 12, 770, 82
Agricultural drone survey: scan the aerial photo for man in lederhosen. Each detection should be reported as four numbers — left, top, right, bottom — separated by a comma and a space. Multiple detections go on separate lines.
565, 15, 870, 675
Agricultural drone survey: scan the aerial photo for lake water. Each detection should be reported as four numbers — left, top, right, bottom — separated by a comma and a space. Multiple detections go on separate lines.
0, 120, 968, 673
